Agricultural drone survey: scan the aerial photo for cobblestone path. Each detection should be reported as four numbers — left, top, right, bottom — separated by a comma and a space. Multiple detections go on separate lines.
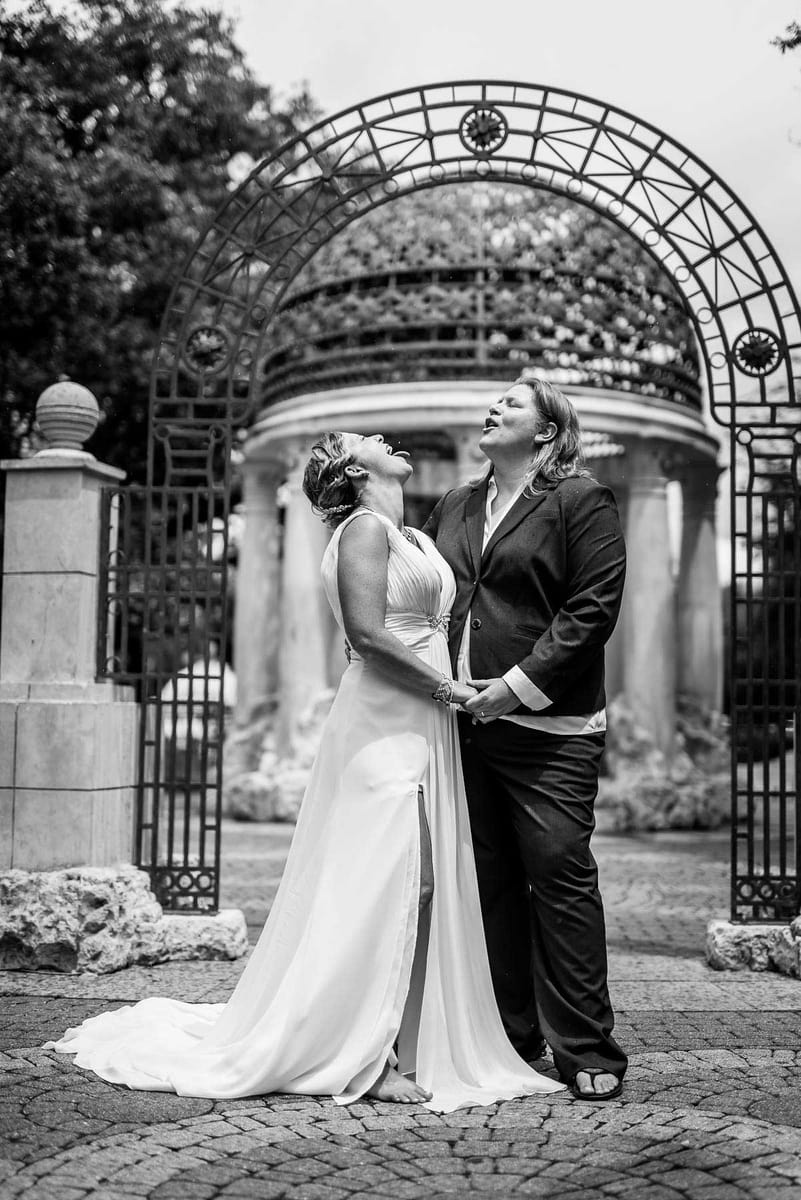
2, 827, 800, 1199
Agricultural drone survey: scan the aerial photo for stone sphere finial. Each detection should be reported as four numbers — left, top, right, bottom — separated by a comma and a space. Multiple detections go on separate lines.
35, 379, 100, 455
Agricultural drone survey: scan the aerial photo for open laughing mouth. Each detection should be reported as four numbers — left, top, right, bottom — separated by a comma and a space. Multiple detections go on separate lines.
482, 418, 499, 432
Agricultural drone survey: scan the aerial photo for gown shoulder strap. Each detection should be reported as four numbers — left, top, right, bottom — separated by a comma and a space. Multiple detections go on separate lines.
334, 507, 395, 541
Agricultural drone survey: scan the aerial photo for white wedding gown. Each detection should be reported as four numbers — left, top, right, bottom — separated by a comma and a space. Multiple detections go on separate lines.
46, 510, 563, 1112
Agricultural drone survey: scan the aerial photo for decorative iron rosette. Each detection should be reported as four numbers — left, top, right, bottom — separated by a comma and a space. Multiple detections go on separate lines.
732, 327, 783, 378
183, 325, 232, 375
459, 105, 509, 157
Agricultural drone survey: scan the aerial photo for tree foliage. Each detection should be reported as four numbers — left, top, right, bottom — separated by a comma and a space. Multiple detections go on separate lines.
771, 19, 801, 53
0, 0, 318, 476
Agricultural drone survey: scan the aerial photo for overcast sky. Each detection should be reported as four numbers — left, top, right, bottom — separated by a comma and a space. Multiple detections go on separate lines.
214, 0, 801, 291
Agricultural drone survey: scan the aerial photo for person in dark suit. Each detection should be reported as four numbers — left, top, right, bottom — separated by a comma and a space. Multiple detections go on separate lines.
422, 375, 628, 1101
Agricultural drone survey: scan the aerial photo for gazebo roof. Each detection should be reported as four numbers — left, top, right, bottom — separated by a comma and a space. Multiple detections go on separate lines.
260, 182, 701, 410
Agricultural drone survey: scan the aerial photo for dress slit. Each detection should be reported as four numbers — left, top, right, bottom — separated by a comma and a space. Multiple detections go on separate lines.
395, 786, 434, 1081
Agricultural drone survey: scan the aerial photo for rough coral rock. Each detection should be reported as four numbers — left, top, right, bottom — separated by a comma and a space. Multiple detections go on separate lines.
158, 909, 249, 962
598, 696, 730, 832
770, 920, 801, 978
0, 866, 248, 973
706, 918, 801, 977
223, 770, 277, 821
224, 689, 336, 823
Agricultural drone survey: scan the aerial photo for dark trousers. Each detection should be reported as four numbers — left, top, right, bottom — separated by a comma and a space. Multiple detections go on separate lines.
458, 713, 627, 1084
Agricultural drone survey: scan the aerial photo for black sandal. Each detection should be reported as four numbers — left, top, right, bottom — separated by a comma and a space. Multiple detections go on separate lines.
568, 1069, 623, 1102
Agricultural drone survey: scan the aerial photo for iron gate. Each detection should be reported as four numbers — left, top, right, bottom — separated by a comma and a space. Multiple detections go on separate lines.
96, 80, 800, 919
98, 480, 231, 911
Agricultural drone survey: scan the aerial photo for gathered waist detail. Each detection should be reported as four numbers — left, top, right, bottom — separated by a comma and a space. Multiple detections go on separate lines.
344, 611, 450, 664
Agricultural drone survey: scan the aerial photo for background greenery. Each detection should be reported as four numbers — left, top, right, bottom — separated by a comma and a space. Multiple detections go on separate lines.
0, 0, 318, 476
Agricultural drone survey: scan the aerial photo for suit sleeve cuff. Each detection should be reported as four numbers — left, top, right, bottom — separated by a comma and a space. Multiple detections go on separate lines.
503, 665, 552, 711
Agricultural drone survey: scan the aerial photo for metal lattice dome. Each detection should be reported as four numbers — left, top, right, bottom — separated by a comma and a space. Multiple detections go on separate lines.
260, 182, 701, 410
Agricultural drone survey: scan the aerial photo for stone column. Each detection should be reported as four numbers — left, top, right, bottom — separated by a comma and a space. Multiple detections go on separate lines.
604, 479, 629, 702
0, 382, 247, 971
0, 383, 140, 873
453, 429, 487, 486
621, 445, 677, 757
227, 454, 285, 780
277, 447, 332, 746
677, 459, 723, 711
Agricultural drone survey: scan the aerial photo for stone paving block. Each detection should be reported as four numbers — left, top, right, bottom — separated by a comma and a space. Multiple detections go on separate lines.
466, 1177, 527, 1193
360, 1114, 427, 1133
275, 1186, 350, 1200
309, 1119, 368, 1138
314, 1147, 385, 1169
369, 1183, 430, 1200
216, 1183, 287, 1200
149, 1185, 219, 1199
16, 1187, 90, 1200
492, 1156, 541, 1174
689, 1188, 751, 1200
202, 1132, 273, 1155
413, 1173, 470, 1194
147, 1128, 208, 1149
761, 1154, 801, 1180
742, 1191, 801, 1200
517, 1179, 580, 1196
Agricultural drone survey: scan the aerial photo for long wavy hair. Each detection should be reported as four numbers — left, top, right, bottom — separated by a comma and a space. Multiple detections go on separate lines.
302, 432, 361, 528
513, 375, 592, 493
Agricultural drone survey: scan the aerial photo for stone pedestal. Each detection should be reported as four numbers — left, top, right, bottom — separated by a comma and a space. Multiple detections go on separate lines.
1, 383, 248, 968
678, 461, 723, 711
0, 454, 138, 870
621, 446, 677, 757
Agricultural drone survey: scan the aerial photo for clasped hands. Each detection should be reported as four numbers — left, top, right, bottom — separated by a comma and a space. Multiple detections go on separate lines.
452, 678, 518, 724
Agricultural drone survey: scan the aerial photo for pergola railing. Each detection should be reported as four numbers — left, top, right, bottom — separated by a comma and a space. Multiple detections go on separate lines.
261, 261, 701, 409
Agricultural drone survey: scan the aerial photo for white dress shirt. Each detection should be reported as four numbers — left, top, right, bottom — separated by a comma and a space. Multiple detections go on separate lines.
455, 475, 606, 735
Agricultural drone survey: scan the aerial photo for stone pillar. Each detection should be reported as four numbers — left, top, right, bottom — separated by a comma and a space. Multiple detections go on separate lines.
0, 382, 247, 970
677, 460, 723, 711
0, 383, 138, 871
604, 480, 629, 701
454, 429, 487, 486
227, 455, 285, 779
277, 448, 332, 745
621, 445, 677, 757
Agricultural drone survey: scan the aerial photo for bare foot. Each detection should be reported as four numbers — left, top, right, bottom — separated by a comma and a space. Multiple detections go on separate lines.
367, 1063, 433, 1104
572, 1070, 621, 1099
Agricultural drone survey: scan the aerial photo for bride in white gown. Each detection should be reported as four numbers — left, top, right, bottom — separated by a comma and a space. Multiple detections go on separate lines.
46, 431, 563, 1113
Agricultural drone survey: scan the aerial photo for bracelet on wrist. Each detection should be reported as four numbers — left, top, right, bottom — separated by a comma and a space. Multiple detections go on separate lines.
432, 675, 454, 705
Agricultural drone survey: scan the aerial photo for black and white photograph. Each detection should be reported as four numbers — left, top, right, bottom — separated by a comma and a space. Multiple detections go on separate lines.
1, 1, 800, 1196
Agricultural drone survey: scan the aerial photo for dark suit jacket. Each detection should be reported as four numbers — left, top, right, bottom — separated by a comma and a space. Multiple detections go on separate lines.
422, 473, 626, 717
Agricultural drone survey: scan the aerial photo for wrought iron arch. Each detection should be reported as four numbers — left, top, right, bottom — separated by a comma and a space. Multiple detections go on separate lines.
107, 80, 799, 916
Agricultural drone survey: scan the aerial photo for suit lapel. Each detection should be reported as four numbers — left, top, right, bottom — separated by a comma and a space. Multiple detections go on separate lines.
482, 487, 552, 562
464, 477, 489, 573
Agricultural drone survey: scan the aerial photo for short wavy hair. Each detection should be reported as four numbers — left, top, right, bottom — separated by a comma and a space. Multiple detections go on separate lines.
302, 432, 361, 528
513, 375, 591, 492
